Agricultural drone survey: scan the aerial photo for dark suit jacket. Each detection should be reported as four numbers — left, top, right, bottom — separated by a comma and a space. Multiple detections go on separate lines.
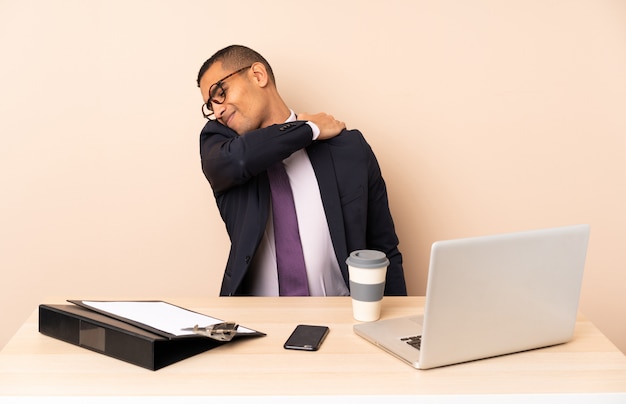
200, 120, 406, 296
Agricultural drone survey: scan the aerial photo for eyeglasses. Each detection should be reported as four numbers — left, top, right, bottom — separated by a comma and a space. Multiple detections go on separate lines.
201, 65, 252, 120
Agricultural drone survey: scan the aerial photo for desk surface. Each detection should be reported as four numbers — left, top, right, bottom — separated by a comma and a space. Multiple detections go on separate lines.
1, 297, 625, 399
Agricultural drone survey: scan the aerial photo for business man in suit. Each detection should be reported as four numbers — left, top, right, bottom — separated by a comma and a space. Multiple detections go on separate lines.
197, 45, 406, 297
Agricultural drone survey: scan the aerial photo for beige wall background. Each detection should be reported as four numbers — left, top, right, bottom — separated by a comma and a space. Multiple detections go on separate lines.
1, 0, 625, 353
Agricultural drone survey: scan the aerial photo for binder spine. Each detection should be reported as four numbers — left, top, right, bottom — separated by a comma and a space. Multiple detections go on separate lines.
38, 304, 226, 370
39, 305, 157, 369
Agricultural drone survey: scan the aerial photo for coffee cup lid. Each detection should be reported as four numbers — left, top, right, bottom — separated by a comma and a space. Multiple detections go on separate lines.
346, 250, 389, 268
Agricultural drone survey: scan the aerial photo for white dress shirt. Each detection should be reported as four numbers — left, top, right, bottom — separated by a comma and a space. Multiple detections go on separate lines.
242, 111, 349, 296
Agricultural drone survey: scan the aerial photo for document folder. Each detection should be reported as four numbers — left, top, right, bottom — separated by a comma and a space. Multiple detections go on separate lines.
39, 302, 265, 370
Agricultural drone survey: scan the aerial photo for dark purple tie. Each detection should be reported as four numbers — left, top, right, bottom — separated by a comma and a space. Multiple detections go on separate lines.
267, 162, 310, 296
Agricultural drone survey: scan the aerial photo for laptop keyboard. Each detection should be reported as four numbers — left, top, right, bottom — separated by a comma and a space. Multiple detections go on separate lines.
401, 335, 422, 350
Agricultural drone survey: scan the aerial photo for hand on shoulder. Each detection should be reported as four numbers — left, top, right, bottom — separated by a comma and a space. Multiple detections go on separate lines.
298, 112, 346, 140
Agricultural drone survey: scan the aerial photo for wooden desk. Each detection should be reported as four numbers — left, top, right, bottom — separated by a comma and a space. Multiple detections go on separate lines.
1, 297, 625, 402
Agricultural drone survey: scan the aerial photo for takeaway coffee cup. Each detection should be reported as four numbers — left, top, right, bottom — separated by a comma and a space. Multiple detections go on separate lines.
346, 250, 389, 322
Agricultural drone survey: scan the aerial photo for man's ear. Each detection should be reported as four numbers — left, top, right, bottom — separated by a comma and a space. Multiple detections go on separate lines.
250, 62, 269, 88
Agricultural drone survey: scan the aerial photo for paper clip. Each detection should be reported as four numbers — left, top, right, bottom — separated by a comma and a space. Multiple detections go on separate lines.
181, 322, 239, 341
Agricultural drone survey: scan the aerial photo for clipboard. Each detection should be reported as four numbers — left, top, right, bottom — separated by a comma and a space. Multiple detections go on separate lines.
67, 300, 264, 339
38, 300, 265, 370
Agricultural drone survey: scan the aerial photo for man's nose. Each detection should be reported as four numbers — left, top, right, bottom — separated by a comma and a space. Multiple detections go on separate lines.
213, 103, 227, 119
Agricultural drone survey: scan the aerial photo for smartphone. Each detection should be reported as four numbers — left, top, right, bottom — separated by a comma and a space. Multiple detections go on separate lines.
283, 324, 329, 351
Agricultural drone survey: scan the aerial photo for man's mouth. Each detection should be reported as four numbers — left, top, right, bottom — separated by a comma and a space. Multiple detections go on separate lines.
223, 112, 234, 128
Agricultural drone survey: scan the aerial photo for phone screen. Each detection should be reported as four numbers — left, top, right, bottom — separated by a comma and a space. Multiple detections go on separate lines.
283, 325, 329, 351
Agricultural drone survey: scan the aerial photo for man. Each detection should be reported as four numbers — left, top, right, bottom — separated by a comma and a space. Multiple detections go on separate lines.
197, 45, 406, 296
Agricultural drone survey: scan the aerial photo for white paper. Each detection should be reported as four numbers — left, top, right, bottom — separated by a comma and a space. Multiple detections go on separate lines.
79, 300, 255, 337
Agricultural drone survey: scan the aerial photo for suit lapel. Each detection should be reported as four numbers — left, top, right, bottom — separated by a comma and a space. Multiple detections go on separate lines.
306, 143, 349, 283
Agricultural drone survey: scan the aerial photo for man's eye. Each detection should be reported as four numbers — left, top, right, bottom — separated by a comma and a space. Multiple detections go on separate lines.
212, 86, 225, 99
209, 84, 225, 100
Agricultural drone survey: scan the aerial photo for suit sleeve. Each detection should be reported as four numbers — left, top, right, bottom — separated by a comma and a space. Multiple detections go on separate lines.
362, 136, 407, 295
200, 121, 314, 194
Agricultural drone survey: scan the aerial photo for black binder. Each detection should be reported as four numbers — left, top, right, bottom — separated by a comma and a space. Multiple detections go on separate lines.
39, 303, 265, 371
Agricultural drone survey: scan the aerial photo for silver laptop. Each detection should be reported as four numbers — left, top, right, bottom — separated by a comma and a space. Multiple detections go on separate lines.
354, 224, 590, 369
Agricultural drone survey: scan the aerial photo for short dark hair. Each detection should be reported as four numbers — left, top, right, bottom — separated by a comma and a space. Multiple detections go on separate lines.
196, 45, 275, 87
